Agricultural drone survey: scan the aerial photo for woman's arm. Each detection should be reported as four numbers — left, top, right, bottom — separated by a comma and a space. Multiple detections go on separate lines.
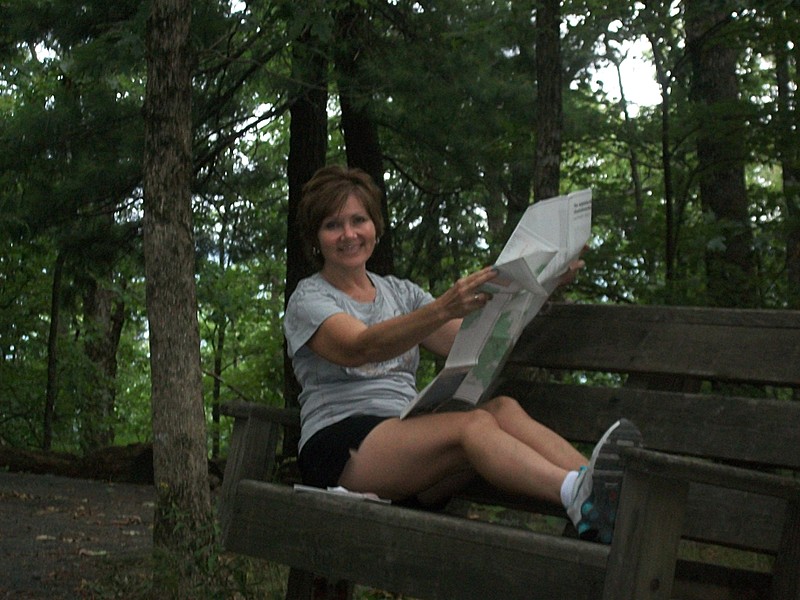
307, 267, 496, 367
420, 318, 462, 357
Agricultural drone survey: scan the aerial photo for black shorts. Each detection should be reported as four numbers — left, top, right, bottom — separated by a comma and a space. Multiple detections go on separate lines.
297, 415, 389, 489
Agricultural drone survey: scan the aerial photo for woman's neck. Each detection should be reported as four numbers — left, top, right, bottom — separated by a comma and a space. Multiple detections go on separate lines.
320, 266, 376, 302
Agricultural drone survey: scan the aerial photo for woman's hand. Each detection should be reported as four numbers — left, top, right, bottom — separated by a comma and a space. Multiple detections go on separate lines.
557, 258, 585, 287
421, 266, 497, 357
435, 266, 497, 319
556, 245, 588, 287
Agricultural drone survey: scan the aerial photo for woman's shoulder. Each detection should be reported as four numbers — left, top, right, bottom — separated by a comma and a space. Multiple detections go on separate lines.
287, 273, 330, 305
371, 273, 433, 305
296, 272, 336, 293
372, 272, 420, 293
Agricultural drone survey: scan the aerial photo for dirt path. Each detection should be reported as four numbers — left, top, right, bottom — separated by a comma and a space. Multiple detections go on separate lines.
0, 470, 155, 599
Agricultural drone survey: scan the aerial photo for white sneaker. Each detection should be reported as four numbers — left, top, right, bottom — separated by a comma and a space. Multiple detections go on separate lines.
565, 419, 643, 544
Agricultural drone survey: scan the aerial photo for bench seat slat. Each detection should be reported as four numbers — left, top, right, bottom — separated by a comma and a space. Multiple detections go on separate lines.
226, 480, 609, 600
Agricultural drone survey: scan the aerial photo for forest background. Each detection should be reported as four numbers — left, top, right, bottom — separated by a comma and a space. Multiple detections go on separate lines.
1, 0, 799, 590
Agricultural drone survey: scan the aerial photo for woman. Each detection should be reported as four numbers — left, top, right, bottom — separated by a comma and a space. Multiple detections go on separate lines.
284, 165, 641, 544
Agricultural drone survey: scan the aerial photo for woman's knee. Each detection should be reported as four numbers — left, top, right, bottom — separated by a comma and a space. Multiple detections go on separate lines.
482, 394, 523, 417
460, 407, 501, 438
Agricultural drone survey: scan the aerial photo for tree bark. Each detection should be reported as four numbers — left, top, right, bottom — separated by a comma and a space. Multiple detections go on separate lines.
143, 0, 214, 581
533, 0, 562, 203
646, 26, 678, 291
81, 275, 125, 451
283, 29, 328, 458
685, 0, 756, 307
774, 5, 800, 309
43, 251, 66, 451
210, 214, 228, 460
336, 3, 394, 276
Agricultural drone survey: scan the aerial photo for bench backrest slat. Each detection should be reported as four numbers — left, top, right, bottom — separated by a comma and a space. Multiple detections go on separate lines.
510, 304, 800, 386
495, 382, 800, 471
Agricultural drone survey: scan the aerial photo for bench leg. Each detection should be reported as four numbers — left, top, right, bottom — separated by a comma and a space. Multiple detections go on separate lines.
286, 568, 353, 600
218, 416, 280, 545
603, 469, 689, 600
772, 498, 800, 600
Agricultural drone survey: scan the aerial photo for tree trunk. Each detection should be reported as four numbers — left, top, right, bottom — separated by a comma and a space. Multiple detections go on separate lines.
774, 6, 800, 309
43, 251, 66, 451
283, 29, 328, 458
336, 3, 394, 276
685, 0, 756, 308
81, 275, 125, 451
211, 217, 228, 460
503, 146, 533, 243
533, 0, 562, 203
143, 0, 214, 586
646, 26, 677, 292
285, 36, 328, 306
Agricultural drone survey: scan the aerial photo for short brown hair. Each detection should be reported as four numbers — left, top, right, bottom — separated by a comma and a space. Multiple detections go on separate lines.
298, 165, 385, 268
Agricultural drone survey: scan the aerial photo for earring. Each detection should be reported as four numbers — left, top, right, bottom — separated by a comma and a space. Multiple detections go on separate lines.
312, 246, 320, 256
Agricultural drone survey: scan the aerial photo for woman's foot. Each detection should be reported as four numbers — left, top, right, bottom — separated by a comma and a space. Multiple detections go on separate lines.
565, 419, 643, 544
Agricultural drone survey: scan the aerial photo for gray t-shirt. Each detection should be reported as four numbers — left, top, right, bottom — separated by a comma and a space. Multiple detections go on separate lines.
284, 272, 435, 452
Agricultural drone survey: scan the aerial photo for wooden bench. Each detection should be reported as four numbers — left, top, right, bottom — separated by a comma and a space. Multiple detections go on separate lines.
218, 302, 800, 600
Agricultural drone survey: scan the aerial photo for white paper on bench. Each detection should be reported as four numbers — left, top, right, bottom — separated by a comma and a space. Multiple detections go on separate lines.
293, 484, 391, 504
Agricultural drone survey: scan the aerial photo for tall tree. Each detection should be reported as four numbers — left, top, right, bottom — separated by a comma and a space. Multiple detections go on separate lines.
642, 1, 679, 290
43, 252, 66, 450
283, 25, 329, 444
80, 271, 126, 450
534, 0, 562, 203
685, 0, 756, 307
142, 0, 214, 587
772, 3, 800, 308
335, 2, 394, 275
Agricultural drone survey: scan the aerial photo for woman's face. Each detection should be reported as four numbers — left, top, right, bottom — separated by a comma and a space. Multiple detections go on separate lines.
317, 194, 377, 271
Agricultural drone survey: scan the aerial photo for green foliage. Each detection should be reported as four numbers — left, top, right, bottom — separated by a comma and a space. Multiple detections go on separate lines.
0, 0, 797, 459
0, 240, 54, 447
0, 5, 796, 596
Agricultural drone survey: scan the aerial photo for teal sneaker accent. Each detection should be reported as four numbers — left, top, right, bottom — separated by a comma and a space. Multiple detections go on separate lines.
565, 419, 643, 544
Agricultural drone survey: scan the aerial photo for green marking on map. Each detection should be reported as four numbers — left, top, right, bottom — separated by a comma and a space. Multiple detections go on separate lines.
471, 311, 515, 385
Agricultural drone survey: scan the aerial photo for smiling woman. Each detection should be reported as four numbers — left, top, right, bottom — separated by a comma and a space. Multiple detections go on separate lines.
282, 164, 642, 546
296, 166, 385, 274
318, 197, 379, 281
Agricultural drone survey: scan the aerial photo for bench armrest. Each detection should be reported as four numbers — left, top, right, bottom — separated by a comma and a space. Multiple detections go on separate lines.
221, 400, 300, 428
604, 447, 800, 600
622, 447, 800, 500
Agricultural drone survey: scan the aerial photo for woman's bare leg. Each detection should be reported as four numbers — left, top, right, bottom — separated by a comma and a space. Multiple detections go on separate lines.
481, 395, 587, 471
338, 407, 570, 505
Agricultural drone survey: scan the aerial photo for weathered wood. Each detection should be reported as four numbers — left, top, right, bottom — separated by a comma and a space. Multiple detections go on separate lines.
222, 401, 301, 427
621, 448, 800, 500
226, 481, 609, 600
671, 561, 772, 600
218, 302, 800, 600
457, 472, 787, 554
772, 498, 800, 600
502, 382, 800, 469
510, 303, 800, 386
218, 410, 280, 544
603, 468, 689, 600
